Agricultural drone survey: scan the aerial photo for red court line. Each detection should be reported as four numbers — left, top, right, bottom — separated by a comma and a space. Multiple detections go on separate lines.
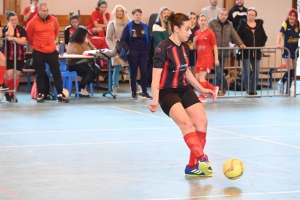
0, 185, 25, 200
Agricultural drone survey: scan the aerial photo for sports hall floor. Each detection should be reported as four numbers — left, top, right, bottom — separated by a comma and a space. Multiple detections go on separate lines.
0, 82, 300, 200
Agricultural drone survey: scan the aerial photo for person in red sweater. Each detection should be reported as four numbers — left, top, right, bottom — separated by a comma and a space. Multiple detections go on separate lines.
23, 0, 39, 28
26, 3, 69, 103
87, 0, 110, 37
2, 10, 27, 102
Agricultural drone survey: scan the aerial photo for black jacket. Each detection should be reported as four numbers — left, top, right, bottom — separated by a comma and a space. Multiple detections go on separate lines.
237, 19, 268, 60
228, 5, 248, 31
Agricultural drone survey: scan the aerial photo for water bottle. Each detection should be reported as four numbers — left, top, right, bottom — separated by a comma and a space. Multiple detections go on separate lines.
290, 80, 295, 97
59, 41, 64, 55
278, 80, 284, 94
30, 2, 35, 13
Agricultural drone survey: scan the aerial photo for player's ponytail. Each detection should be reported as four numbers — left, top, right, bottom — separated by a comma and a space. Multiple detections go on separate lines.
167, 12, 189, 32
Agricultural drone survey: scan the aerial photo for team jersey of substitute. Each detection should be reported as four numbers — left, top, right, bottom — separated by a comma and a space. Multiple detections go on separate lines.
153, 38, 190, 89
87, 10, 110, 30
280, 20, 299, 58
195, 28, 216, 69
2, 24, 26, 60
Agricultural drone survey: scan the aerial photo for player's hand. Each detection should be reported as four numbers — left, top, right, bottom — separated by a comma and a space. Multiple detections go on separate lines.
148, 101, 159, 112
6, 36, 14, 41
201, 88, 216, 100
215, 59, 220, 66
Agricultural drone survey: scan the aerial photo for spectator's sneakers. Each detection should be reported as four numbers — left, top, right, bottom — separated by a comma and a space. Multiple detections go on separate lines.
112, 86, 118, 96
57, 93, 69, 103
131, 92, 138, 100
136, 85, 142, 95
141, 93, 152, 100
37, 93, 45, 103
198, 95, 206, 103
213, 86, 219, 100
185, 157, 213, 177
5, 93, 18, 102
0, 84, 9, 91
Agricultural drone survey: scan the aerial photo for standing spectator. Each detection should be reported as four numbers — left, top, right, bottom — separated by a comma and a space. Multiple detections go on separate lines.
237, 7, 267, 95
120, 8, 152, 100
23, 0, 39, 28
26, 3, 69, 103
67, 27, 98, 97
277, 8, 299, 93
152, 7, 171, 49
87, 0, 110, 37
0, 30, 9, 91
228, 0, 247, 31
2, 11, 27, 102
208, 8, 245, 95
201, 0, 221, 21
187, 11, 199, 76
193, 14, 219, 102
106, 5, 141, 97
149, 12, 215, 177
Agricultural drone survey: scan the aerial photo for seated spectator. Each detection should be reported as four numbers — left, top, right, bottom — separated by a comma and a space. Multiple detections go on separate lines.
65, 14, 84, 45
106, 5, 142, 97
2, 10, 27, 102
87, 0, 110, 37
152, 7, 171, 49
67, 27, 99, 97
237, 7, 267, 95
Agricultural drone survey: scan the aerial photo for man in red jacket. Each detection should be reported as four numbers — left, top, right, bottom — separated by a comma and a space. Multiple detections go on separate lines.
26, 3, 69, 103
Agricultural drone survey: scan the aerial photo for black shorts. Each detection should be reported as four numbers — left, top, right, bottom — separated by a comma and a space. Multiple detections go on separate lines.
159, 86, 200, 116
6, 60, 24, 71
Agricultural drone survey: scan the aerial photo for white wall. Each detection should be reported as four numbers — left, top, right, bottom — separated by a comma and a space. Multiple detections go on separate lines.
0, 2, 3, 15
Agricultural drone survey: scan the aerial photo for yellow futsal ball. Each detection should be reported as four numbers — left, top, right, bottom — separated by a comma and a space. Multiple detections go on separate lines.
223, 158, 244, 180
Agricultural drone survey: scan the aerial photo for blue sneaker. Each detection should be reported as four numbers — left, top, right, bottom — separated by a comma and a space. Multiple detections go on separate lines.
185, 157, 213, 177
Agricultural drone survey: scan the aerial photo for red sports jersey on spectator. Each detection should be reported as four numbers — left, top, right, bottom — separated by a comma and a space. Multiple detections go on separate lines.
87, 10, 110, 32
194, 28, 216, 70
23, 6, 38, 27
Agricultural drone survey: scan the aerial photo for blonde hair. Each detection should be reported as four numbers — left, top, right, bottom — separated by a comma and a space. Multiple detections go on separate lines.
156, 7, 171, 34
111, 5, 130, 25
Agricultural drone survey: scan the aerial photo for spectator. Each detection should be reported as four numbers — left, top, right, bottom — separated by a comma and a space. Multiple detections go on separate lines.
26, 3, 69, 103
64, 14, 88, 45
0, 30, 9, 91
228, 0, 247, 31
67, 26, 98, 97
120, 8, 152, 100
2, 10, 27, 102
187, 11, 199, 76
193, 14, 219, 102
277, 8, 299, 93
87, 0, 110, 37
208, 8, 245, 96
237, 7, 267, 95
23, 0, 39, 27
152, 7, 171, 49
106, 5, 141, 97
201, 0, 221, 21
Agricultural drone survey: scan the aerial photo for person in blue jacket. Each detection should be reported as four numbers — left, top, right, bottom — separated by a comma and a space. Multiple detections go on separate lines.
120, 8, 152, 100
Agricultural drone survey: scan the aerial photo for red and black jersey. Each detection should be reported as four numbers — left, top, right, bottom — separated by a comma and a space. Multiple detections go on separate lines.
153, 38, 190, 89
2, 24, 26, 61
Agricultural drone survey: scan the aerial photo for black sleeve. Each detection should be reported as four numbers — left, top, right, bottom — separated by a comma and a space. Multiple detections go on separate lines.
20, 26, 27, 38
64, 28, 69, 45
153, 42, 167, 69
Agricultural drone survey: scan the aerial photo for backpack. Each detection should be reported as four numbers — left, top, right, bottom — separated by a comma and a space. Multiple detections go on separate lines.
30, 73, 54, 99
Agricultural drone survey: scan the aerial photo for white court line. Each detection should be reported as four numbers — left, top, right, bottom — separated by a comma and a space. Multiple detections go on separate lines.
149, 190, 300, 200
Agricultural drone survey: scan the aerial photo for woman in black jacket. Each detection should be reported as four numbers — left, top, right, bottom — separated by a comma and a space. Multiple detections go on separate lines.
237, 7, 267, 95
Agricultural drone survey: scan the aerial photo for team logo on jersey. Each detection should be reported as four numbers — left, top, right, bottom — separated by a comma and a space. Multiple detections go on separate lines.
50, 23, 54, 26
295, 27, 299, 32
141, 30, 145, 34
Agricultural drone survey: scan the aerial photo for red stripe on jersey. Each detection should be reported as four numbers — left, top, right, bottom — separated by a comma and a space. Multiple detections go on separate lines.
160, 60, 169, 89
172, 47, 180, 88
181, 46, 189, 86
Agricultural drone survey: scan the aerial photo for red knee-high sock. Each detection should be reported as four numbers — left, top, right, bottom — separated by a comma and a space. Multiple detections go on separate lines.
6, 79, 19, 95
199, 82, 207, 97
206, 81, 215, 91
0, 66, 5, 84
196, 131, 207, 150
184, 132, 205, 168
188, 152, 197, 168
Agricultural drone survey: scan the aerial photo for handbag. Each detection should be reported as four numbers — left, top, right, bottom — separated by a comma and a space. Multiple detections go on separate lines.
112, 21, 123, 54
